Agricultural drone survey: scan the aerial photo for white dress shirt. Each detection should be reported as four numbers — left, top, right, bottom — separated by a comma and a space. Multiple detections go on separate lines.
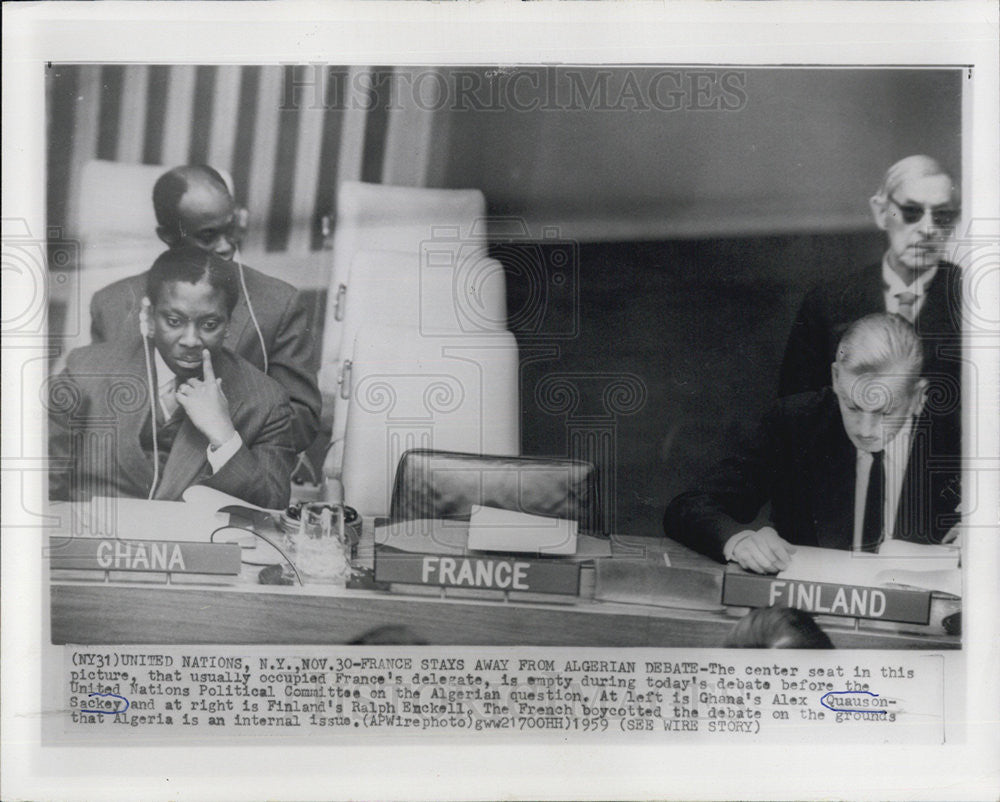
153, 349, 242, 473
882, 257, 938, 322
852, 416, 914, 549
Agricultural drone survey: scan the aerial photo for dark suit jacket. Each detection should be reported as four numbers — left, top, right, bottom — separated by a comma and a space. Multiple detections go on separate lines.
780, 261, 962, 406
90, 265, 321, 453
663, 389, 961, 563
49, 339, 297, 509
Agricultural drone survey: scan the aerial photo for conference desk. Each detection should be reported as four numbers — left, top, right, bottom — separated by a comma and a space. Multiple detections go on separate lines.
49, 514, 960, 649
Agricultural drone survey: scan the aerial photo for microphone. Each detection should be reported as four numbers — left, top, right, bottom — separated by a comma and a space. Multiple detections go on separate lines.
140, 296, 159, 499
140, 297, 152, 338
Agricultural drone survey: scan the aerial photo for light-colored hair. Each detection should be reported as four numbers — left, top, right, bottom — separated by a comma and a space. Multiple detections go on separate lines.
873, 154, 956, 203
835, 313, 924, 381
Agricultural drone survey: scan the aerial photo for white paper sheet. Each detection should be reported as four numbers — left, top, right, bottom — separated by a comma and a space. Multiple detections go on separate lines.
467, 505, 578, 555
182, 485, 275, 514
79, 497, 228, 542
777, 542, 960, 592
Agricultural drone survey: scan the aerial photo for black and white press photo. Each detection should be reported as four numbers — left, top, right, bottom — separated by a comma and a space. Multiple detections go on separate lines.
2, 4, 998, 801
42, 64, 966, 648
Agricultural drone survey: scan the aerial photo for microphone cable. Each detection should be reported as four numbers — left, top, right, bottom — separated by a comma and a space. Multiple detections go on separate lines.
140, 298, 160, 500
235, 257, 269, 375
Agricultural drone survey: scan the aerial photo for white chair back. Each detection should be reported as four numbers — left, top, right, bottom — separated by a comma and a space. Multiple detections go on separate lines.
323, 248, 508, 479
318, 181, 490, 395
339, 323, 520, 519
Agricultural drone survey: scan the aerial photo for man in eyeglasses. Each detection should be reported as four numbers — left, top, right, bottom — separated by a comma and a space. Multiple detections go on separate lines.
88, 165, 321, 453
779, 155, 962, 456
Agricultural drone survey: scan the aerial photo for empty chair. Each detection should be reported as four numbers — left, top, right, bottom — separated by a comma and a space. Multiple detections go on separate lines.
322, 248, 508, 480
338, 323, 520, 519
388, 449, 601, 533
57, 160, 168, 364
318, 181, 491, 395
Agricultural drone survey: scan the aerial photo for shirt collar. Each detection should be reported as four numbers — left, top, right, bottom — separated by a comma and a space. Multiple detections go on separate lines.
855, 414, 914, 466
884, 415, 914, 470
152, 347, 177, 395
882, 255, 939, 298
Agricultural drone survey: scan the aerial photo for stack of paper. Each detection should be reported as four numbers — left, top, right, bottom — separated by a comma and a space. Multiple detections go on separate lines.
79, 497, 227, 542
776, 542, 960, 596
467, 505, 578, 555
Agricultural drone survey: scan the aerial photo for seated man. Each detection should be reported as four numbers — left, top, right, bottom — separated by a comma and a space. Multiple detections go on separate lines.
49, 246, 297, 509
664, 313, 960, 574
88, 164, 321, 453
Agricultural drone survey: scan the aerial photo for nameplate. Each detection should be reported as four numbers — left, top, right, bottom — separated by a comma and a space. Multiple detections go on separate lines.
374, 550, 580, 595
48, 538, 242, 576
723, 571, 931, 625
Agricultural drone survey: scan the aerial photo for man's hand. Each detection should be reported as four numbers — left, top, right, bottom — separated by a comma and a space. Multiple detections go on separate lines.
728, 526, 796, 574
175, 349, 237, 448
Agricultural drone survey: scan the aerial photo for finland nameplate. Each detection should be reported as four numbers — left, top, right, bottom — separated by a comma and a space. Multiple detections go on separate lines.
723, 570, 932, 625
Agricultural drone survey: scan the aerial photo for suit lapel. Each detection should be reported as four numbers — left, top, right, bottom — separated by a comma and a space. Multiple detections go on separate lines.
808, 399, 857, 549
893, 416, 937, 543
152, 350, 246, 501
225, 292, 254, 360
117, 339, 159, 496
224, 264, 273, 372
916, 262, 959, 336
857, 263, 885, 313
827, 265, 884, 355
154, 417, 209, 500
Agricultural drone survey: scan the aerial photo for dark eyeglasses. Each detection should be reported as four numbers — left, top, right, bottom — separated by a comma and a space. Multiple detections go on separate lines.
888, 196, 960, 227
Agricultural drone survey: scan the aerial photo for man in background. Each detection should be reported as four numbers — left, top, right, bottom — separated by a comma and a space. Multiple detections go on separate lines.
779, 155, 962, 451
665, 313, 960, 574
89, 164, 321, 453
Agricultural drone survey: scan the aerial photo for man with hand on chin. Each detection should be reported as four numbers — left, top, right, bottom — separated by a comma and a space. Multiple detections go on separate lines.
49, 246, 296, 509
89, 164, 321, 453
665, 313, 960, 574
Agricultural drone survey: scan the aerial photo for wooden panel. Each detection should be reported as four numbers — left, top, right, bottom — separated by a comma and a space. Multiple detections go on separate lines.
116, 66, 148, 163
50, 582, 958, 649
46, 505, 959, 649
335, 66, 370, 184
161, 65, 197, 167
207, 66, 242, 175
242, 67, 283, 252
66, 66, 103, 234
382, 67, 437, 188
286, 83, 326, 255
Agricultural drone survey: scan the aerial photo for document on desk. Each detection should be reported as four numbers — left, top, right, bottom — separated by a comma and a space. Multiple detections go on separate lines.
777, 543, 960, 594
375, 517, 610, 559
182, 485, 273, 515
467, 505, 578, 554
78, 498, 228, 542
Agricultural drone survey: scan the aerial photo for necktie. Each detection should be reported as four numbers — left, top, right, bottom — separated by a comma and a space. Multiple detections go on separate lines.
895, 291, 918, 323
861, 450, 885, 552
160, 377, 181, 421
